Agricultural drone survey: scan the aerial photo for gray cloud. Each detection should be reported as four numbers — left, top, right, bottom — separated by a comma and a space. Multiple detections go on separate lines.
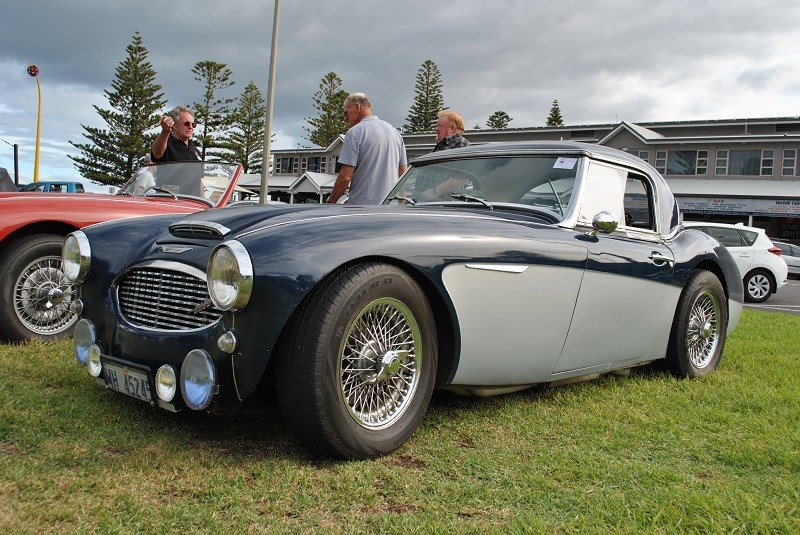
2, 0, 800, 182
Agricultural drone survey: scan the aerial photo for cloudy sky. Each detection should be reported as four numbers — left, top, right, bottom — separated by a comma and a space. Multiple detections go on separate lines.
2, 0, 799, 186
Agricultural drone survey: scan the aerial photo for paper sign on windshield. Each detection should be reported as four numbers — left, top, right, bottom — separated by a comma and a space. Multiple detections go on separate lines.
553, 157, 577, 169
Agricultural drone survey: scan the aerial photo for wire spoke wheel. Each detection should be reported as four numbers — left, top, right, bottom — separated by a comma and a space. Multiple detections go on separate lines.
13, 255, 77, 335
340, 297, 422, 430
685, 289, 720, 369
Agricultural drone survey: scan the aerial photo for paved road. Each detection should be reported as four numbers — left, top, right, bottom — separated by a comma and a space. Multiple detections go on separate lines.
745, 278, 800, 316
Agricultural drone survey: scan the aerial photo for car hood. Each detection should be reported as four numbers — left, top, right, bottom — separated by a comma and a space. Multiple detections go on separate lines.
164, 202, 530, 241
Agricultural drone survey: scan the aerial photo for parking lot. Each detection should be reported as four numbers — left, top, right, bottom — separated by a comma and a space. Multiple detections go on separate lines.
746, 279, 800, 316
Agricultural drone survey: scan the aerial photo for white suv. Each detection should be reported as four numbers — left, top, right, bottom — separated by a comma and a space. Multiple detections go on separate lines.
683, 222, 789, 303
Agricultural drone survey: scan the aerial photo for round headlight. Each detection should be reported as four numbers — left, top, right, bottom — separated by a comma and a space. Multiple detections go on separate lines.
87, 345, 102, 377
180, 350, 217, 411
63, 231, 91, 283
74, 318, 97, 366
156, 365, 177, 402
207, 240, 253, 311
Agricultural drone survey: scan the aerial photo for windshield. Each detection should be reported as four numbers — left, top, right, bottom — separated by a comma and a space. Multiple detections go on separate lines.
384, 155, 580, 217
118, 161, 246, 206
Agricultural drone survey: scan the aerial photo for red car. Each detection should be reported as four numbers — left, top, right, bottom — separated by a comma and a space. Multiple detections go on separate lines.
0, 161, 244, 342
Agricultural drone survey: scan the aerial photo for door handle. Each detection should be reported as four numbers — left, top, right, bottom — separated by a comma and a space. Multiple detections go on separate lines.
649, 252, 675, 266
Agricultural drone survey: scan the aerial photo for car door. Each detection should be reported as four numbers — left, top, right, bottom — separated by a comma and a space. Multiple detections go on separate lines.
554, 164, 677, 375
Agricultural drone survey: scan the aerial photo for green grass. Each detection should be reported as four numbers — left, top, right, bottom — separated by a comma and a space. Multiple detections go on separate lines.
1, 309, 798, 533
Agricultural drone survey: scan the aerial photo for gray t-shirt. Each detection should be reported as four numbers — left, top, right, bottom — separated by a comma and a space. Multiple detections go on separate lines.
338, 115, 407, 204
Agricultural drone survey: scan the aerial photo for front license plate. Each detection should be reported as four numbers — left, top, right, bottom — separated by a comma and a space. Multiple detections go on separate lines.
103, 361, 153, 403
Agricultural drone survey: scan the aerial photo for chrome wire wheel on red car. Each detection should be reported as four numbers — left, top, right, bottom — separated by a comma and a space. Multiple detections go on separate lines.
0, 234, 78, 341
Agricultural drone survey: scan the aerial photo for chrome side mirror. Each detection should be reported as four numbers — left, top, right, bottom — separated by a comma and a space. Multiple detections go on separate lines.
588, 211, 618, 236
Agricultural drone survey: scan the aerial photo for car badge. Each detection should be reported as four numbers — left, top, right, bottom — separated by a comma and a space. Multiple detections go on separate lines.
160, 246, 193, 254
193, 298, 214, 315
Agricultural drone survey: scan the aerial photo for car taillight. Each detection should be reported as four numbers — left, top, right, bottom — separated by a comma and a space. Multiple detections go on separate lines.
768, 247, 782, 256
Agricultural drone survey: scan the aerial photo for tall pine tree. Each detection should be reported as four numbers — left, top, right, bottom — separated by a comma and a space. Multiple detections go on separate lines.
303, 72, 349, 147
69, 31, 165, 186
192, 60, 235, 160
216, 81, 269, 174
486, 111, 513, 129
404, 60, 444, 133
546, 100, 564, 127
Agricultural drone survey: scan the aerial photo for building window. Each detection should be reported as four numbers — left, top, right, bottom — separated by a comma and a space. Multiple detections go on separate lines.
570, 130, 595, 139
635, 151, 649, 162
276, 157, 297, 174
696, 150, 708, 175
666, 151, 698, 175
300, 157, 308, 173
761, 149, 774, 176
716, 150, 728, 175
783, 149, 797, 176
655, 151, 666, 174
307, 157, 324, 172
728, 149, 762, 175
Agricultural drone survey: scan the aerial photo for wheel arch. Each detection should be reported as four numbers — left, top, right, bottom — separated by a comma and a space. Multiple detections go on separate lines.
266, 253, 458, 391
0, 221, 79, 250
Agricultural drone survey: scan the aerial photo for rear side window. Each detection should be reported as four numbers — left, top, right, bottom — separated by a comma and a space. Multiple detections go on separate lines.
706, 227, 745, 247
738, 229, 758, 246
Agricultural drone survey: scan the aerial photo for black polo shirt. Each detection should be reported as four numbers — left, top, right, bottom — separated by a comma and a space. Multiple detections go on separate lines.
153, 135, 202, 162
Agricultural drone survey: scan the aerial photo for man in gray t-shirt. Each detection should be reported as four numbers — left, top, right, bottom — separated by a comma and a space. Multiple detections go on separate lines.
328, 93, 407, 204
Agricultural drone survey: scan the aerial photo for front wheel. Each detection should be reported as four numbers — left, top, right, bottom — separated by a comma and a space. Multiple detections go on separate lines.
0, 234, 78, 342
276, 262, 437, 459
662, 270, 727, 378
743, 269, 773, 303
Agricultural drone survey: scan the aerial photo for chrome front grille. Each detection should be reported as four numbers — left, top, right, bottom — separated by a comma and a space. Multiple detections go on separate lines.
117, 267, 222, 331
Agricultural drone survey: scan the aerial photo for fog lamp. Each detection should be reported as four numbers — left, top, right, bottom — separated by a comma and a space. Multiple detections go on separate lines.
69, 299, 84, 315
217, 331, 238, 354
156, 365, 177, 402
87, 345, 102, 377
74, 319, 97, 366
180, 350, 217, 411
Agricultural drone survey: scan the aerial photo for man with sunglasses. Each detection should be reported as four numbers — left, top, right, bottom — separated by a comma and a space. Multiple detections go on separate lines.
151, 105, 202, 162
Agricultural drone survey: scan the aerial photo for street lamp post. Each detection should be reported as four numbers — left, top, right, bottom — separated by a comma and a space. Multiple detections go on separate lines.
260, 0, 280, 205
27, 63, 42, 182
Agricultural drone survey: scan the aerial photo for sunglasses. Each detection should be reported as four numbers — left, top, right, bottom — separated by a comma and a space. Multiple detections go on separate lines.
182, 121, 197, 128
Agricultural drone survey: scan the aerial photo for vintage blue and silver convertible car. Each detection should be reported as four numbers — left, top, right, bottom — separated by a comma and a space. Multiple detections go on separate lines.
63, 141, 743, 459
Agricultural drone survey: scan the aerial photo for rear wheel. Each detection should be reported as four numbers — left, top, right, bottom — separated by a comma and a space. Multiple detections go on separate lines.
0, 234, 78, 342
276, 262, 437, 459
743, 269, 773, 303
662, 270, 727, 378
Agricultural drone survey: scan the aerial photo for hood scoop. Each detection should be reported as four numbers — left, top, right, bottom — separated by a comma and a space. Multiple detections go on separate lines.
168, 220, 231, 239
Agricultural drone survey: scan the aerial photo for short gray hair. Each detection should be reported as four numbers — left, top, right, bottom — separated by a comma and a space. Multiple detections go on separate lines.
344, 92, 371, 109
167, 105, 194, 121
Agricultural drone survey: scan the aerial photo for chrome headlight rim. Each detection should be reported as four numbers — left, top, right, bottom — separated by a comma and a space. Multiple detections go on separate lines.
63, 231, 91, 283
207, 240, 253, 311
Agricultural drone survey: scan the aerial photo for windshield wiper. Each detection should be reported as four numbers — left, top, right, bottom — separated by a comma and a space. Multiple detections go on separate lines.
387, 195, 416, 205
450, 193, 493, 210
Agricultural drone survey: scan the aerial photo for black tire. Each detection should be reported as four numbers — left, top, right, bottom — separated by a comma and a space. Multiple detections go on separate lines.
742, 269, 773, 303
0, 234, 78, 342
662, 270, 727, 378
276, 262, 437, 459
